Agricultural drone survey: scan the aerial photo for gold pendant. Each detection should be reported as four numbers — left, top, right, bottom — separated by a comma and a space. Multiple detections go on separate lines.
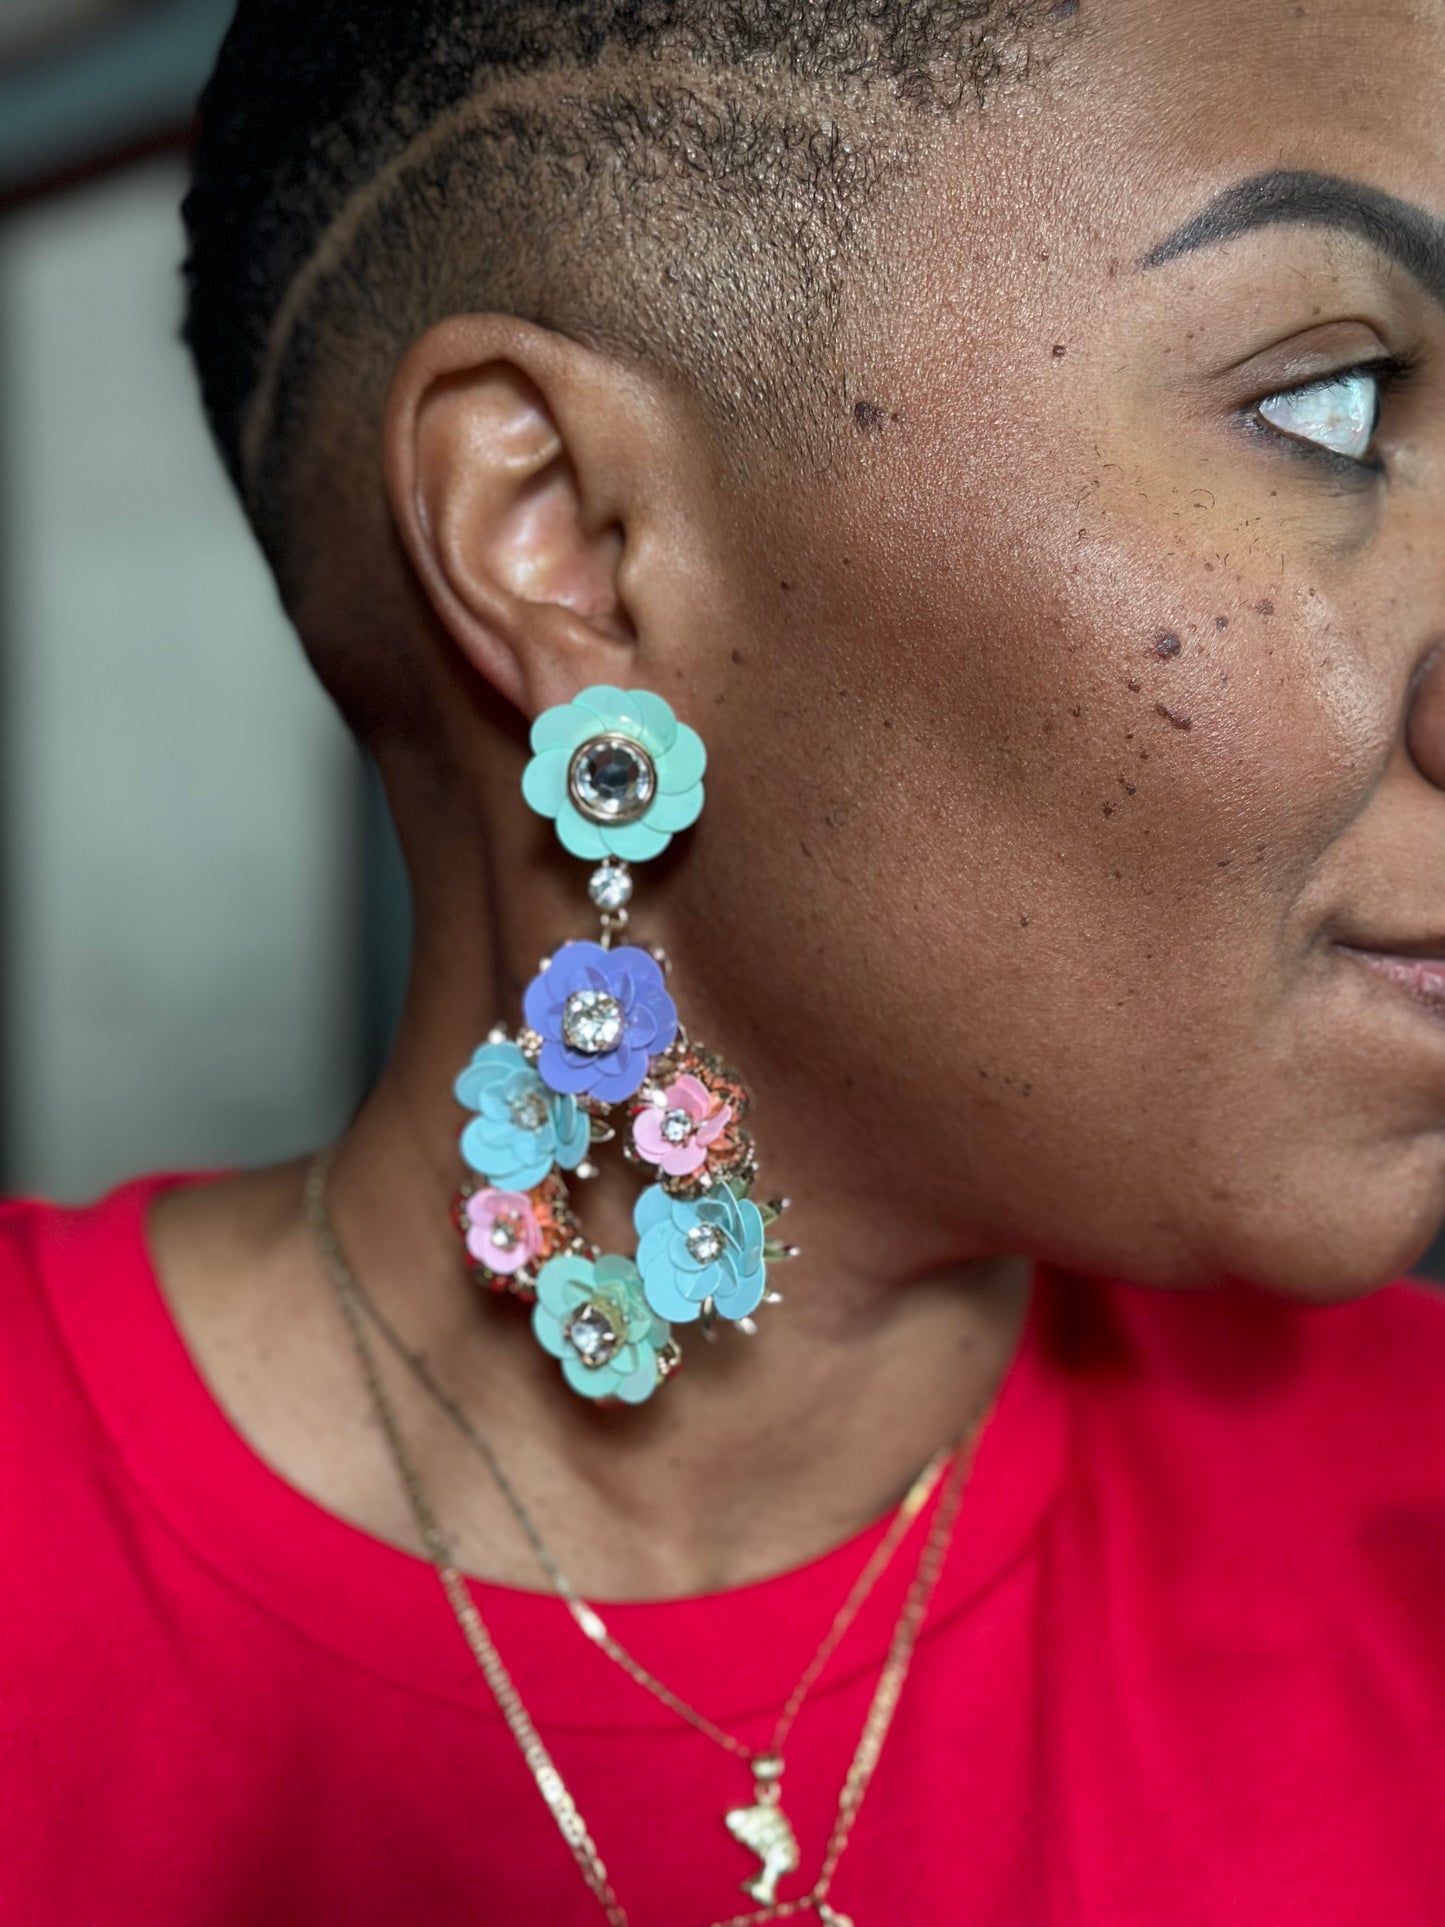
724, 1755, 801, 1905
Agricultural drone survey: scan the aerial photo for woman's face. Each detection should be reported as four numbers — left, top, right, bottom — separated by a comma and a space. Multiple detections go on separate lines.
668, 0, 1445, 1300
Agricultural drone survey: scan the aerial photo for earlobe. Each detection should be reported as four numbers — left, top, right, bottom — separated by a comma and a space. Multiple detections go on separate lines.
382, 315, 638, 716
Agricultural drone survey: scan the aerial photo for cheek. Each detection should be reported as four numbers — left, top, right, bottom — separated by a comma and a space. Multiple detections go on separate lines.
701, 475, 1435, 1295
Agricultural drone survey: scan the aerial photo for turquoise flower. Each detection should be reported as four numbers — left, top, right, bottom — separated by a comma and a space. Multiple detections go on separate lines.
521, 685, 706, 862
634, 1181, 767, 1324
531, 1252, 672, 1404
455, 1040, 589, 1190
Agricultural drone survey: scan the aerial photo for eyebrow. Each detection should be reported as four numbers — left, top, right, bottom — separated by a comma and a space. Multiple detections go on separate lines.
1140, 169, 1445, 308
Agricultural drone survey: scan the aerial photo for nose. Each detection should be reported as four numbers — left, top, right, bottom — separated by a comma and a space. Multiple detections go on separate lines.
1406, 640, 1445, 790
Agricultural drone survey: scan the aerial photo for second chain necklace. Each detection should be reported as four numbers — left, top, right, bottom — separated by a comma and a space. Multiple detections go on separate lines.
338, 1236, 952, 1905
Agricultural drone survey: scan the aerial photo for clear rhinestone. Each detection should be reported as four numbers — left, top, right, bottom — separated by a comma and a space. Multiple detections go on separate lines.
568, 735, 657, 825
490, 1217, 520, 1251
562, 989, 624, 1055
566, 1301, 622, 1367
685, 1224, 725, 1265
588, 861, 634, 912
661, 1108, 695, 1144
509, 1091, 548, 1131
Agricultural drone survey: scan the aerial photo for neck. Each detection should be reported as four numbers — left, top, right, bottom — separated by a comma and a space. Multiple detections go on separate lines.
312, 921, 1031, 1598
149, 754, 1036, 1598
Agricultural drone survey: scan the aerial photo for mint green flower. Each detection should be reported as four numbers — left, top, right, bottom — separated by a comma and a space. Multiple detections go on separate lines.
521, 685, 706, 862
531, 1252, 672, 1404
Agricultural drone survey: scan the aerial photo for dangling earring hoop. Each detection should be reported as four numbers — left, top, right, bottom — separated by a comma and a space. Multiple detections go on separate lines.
450, 685, 796, 1405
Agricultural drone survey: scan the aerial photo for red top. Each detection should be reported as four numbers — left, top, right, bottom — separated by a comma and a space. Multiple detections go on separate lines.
3, 1175, 1444, 1927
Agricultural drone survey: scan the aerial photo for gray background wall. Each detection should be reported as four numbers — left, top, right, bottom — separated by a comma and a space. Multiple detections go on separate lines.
2, 158, 361, 1196
0, 0, 410, 1201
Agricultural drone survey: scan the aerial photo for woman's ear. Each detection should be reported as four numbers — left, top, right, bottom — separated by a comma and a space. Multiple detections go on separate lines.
382, 314, 643, 716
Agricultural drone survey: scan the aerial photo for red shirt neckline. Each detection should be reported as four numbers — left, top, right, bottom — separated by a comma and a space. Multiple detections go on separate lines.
37, 1172, 1075, 1729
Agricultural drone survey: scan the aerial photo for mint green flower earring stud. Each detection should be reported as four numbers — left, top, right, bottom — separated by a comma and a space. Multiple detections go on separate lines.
451, 683, 796, 1405
520, 685, 707, 862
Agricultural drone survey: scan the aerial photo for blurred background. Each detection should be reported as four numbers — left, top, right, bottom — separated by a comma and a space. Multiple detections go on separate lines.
0, 0, 409, 1202
0, 1, 1440, 1278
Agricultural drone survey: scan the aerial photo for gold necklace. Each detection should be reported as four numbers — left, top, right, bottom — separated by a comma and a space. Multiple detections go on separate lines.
306, 1150, 990, 1927
324, 1175, 950, 1886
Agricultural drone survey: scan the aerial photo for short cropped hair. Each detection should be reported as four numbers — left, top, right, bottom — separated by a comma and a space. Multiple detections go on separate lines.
182, 1, 1069, 594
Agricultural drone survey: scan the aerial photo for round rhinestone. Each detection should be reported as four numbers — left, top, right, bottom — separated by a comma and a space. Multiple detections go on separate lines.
566, 1301, 623, 1368
588, 861, 634, 912
509, 1091, 548, 1131
685, 1224, 725, 1265
490, 1217, 520, 1251
568, 734, 657, 825
562, 989, 624, 1055
660, 1108, 695, 1145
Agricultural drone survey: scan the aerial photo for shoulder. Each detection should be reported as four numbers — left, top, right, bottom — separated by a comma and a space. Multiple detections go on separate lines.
0, 1192, 70, 1332
0, 1175, 209, 1396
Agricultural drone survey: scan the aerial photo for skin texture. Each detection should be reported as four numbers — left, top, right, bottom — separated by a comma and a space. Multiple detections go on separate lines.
154, 0, 1445, 1598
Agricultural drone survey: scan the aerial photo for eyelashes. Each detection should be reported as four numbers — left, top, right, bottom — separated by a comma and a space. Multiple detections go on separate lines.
1250, 356, 1415, 474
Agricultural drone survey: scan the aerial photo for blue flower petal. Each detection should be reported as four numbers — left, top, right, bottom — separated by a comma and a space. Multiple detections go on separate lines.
639, 1223, 712, 1302
712, 1261, 766, 1321
538, 1039, 595, 1096
666, 1227, 711, 1276
735, 1196, 767, 1266
633, 1184, 673, 1237
454, 1040, 527, 1108
522, 969, 555, 1037
587, 1049, 651, 1105
553, 1099, 590, 1170
637, 1263, 707, 1324
462, 1117, 548, 1188
554, 940, 611, 989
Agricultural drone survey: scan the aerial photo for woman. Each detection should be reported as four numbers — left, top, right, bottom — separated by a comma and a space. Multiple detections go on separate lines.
5, 0, 1445, 1920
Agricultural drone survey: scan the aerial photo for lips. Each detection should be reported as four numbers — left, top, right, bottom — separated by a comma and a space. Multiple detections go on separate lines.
1336, 942, 1445, 1017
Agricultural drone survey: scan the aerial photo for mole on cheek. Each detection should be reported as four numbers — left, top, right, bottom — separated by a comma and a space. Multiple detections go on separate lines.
1153, 632, 1183, 659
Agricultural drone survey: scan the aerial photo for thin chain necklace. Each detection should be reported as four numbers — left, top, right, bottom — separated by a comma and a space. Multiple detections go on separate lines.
323, 1171, 949, 1800
306, 1149, 991, 1927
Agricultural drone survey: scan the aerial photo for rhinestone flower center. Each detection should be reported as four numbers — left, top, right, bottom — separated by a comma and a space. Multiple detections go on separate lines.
490, 1215, 522, 1251
565, 1301, 623, 1367
685, 1224, 725, 1265
660, 1107, 695, 1144
509, 1091, 548, 1131
568, 734, 657, 825
562, 989, 624, 1055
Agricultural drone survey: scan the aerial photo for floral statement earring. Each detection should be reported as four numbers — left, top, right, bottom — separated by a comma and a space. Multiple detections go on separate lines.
451, 686, 795, 1405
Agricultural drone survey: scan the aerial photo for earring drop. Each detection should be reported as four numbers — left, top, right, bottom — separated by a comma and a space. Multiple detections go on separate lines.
451, 685, 795, 1404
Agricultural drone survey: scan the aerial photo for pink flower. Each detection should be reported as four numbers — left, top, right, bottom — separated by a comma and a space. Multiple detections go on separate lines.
632, 1074, 734, 1178
464, 1188, 544, 1276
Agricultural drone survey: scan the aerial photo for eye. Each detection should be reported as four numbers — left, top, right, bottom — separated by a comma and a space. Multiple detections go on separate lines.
1255, 366, 1383, 464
